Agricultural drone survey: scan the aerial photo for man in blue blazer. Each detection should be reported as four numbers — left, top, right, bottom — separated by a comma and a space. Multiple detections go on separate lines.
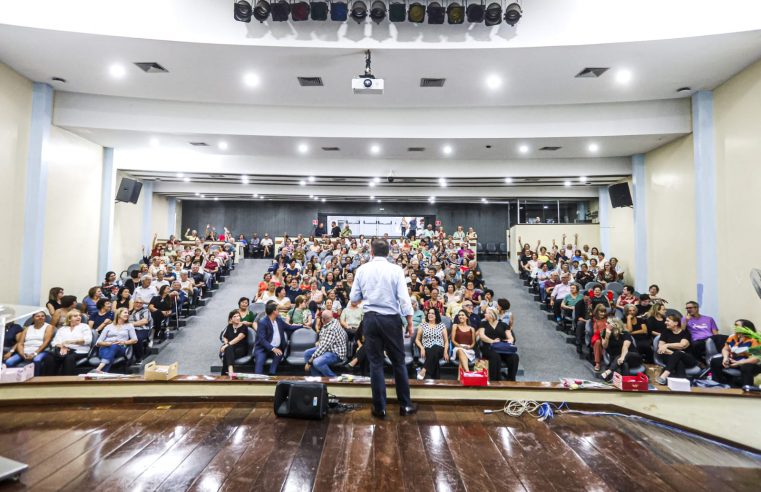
254, 301, 303, 374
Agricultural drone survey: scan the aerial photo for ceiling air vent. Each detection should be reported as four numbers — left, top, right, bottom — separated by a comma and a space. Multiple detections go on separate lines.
321, 147, 340, 151
420, 78, 446, 88
575, 67, 609, 78
539, 146, 562, 151
134, 62, 169, 73
189, 142, 209, 147
298, 76, 324, 87
407, 147, 425, 152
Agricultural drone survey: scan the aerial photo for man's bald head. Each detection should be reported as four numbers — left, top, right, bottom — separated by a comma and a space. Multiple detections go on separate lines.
321, 310, 334, 324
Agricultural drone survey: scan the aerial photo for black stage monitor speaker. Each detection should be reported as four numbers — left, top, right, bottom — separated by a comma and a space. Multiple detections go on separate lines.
116, 178, 142, 204
608, 182, 633, 208
274, 381, 328, 420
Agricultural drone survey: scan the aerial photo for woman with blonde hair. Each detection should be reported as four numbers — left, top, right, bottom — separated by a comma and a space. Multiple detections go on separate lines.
93, 307, 137, 373
599, 317, 640, 382
51, 310, 92, 375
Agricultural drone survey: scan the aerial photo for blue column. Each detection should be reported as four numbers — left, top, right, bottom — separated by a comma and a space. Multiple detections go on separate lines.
597, 186, 610, 256
98, 148, 115, 278
141, 181, 154, 253
167, 198, 177, 237
632, 154, 648, 292
19, 83, 53, 306
691, 91, 719, 318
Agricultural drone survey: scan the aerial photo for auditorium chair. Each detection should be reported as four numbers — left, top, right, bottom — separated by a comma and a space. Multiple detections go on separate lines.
86, 328, 132, 373
251, 302, 267, 316
606, 282, 624, 295
485, 243, 498, 260
384, 333, 414, 367
22, 313, 51, 326
652, 335, 702, 379
285, 328, 318, 366
498, 242, 507, 261
602, 350, 646, 376
232, 328, 257, 367
705, 338, 742, 384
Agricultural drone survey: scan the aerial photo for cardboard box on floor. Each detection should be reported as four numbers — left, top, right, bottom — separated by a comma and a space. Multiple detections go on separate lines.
144, 361, 178, 381
644, 364, 662, 381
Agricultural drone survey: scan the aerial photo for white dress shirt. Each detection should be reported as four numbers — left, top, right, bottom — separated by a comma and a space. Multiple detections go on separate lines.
52, 323, 93, 354
350, 257, 413, 317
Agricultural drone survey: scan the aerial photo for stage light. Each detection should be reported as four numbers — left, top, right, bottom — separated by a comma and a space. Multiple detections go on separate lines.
350, 0, 368, 22
243, 73, 260, 87
109, 64, 126, 79
271, 0, 291, 21
447, 2, 464, 24
253, 0, 272, 21
234, 0, 253, 22
331, 0, 348, 20
311, 0, 329, 20
408, 2, 425, 22
218, 141, 229, 150
485, 2, 501, 26
615, 69, 632, 85
389, 1, 405, 21
427, 1, 445, 24
292, 1, 310, 20
466, 2, 484, 23
370, 1, 386, 23
504, 2, 521, 26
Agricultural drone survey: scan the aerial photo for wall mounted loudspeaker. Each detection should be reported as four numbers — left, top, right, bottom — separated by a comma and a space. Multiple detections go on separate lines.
608, 182, 633, 208
274, 381, 328, 420
115, 177, 143, 204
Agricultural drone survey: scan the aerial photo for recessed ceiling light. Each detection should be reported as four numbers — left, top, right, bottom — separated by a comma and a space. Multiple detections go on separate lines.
439, 177, 447, 187
615, 69, 633, 84
109, 64, 126, 78
505, 177, 513, 184
481, 198, 487, 203
309, 194, 314, 198
195, 192, 200, 196
442, 145, 453, 155
150, 138, 160, 148
369, 181, 376, 187
243, 73, 260, 87
377, 199, 382, 203
518, 144, 529, 154
200, 194, 205, 198
176, 172, 184, 178
242, 176, 249, 184
313, 196, 319, 200
373, 177, 381, 183
543, 205, 549, 209
218, 141, 229, 150
299, 180, 306, 186
214, 197, 219, 201
183, 177, 190, 183
370, 144, 381, 154
298, 143, 309, 154
369, 195, 374, 200
564, 180, 572, 187
485, 75, 502, 89
260, 195, 264, 199
579, 176, 588, 183
321, 198, 326, 202
588, 143, 599, 153
253, 193, 258, 197
308, 176, 316, 182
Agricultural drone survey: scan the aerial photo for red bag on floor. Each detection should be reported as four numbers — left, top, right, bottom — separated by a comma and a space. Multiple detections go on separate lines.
460, 368, 488, 386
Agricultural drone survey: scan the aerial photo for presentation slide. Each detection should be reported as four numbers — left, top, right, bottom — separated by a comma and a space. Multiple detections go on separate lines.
326, 215, 427, 237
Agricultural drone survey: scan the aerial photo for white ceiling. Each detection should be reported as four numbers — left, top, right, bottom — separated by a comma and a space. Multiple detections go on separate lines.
0, 26, 760, 107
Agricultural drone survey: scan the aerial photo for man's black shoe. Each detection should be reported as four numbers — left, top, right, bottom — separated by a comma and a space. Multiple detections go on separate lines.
371, 407, 386, 419
399, 404, 418, 416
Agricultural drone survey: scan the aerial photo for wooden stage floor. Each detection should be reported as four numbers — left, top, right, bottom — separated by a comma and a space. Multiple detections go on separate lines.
0, 401, 759, 491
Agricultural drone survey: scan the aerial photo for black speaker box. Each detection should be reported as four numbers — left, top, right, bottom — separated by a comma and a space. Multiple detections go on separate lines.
116, 178, 143, 204
608, 182, 633, 208
274, 381, 328, 420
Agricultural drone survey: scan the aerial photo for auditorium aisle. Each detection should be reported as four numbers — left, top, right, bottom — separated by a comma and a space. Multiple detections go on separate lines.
153, 258, 271, 375
480, 262, 590, 382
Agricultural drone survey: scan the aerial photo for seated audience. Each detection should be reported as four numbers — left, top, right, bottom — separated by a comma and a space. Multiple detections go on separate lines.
3, 322, 23, 362
129, 298, 154, 362
50, 295, 79, 328
450, 310, 476, 379
238, 297, 255, 329
477, 308, 519, 381
304, 311, 348, 377
615, 285, 638, 310
4, 311, 54, 376
133, 276, 159, 304
254, 302, 302, 375
656, 314, 698, 385
586, 304, 608, 372
286, 295, 313, 328
709, 319, 760, 387
682, 301, 723, 360
497, 298, 514, 330
114, 287, 133, 311
47, 287, 64, 316
415, 308, 449, 380
50, 310, 92, 375
623, 304, 653, 363
220, 310, 248, 376
339, 299, 363, 335
93, 308, 138, 373
599, 318, 641, 381
149, 285, 173, 341
83, 286, 102, 317
89, 298, 114, 333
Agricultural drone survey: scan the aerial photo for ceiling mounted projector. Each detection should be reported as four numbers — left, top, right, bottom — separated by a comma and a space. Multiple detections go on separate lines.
353, 50, 384, 95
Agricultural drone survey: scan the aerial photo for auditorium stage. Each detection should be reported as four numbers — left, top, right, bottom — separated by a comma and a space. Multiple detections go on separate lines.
0, 399, 760, 491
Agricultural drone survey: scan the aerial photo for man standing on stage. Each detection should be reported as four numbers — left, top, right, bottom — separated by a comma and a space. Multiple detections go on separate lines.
350, 239, 417, 418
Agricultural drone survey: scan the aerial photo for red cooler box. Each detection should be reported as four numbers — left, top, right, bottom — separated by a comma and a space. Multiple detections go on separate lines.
460, 368, 488, 387
613, 372, 649, 392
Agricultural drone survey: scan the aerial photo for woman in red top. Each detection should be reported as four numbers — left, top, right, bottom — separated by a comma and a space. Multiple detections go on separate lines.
204, 254, 219, 279
615, 285, 638, 310
590, 304, 608, 371
450, 310, 476, 380
423, 289, 444, 314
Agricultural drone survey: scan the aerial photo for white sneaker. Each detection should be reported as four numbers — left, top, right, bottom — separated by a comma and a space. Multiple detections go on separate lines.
148, 339, 154, 348
416, 369, 425, 380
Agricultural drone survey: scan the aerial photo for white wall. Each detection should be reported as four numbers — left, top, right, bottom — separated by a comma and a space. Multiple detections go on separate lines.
0, 62, 32, 304
152, 194, 169, 241
40, 126, 103, 301
508, 224, 600, 272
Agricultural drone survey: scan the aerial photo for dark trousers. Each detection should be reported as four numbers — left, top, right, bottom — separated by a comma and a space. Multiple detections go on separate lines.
401, 227, 407, 237
484, 347, 519, 381
663, 350, 697, 377
51, 350, 88, 376
353, 345, 369, 375
422, 345, 445, 379
222, 343, 248, 375
575, 320, 587, 350
691, 335, 728, 361
606, 351, 642, 375
254, 347, 283, 375
633, 336, 653, 363
552, 300, 562, 321
363, 312, 412, 410
710, 357, 761, 386
133, 329, 151, 362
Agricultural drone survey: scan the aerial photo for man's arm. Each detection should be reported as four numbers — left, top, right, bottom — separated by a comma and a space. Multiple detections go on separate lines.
255, 322, 274, 352
349, 270, 363, 303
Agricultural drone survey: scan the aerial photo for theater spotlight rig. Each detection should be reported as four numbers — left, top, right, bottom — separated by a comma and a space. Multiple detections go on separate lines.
233, 0, 524, 26
352, 50, 384, 95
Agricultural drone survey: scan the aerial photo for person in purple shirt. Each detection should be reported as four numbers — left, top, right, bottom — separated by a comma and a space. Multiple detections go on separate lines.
682, 301, 725, 360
